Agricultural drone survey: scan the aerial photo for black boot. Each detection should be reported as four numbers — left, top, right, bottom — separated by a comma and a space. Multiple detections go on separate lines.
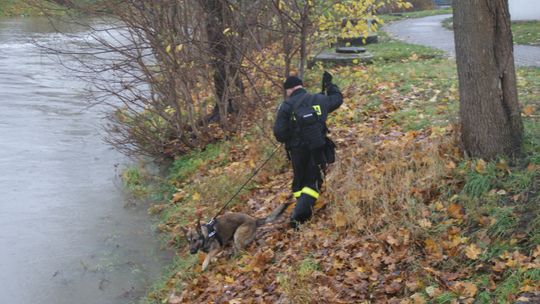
289, 194, 316, 228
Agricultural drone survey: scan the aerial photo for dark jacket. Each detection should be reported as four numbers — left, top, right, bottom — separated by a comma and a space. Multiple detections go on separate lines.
273, 84, 343, 148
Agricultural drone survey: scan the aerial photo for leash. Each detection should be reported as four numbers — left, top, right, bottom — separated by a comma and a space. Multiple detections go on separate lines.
210, 144, 281, 220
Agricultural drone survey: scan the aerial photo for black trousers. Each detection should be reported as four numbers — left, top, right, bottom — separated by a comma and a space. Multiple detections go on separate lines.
289, 146, 323, 225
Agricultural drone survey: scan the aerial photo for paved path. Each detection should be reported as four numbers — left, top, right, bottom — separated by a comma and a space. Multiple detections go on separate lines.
384, 14, 540, 68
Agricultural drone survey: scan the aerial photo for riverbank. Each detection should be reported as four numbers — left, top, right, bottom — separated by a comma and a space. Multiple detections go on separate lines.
126, 29, 540, 303
0, 0, 62, 17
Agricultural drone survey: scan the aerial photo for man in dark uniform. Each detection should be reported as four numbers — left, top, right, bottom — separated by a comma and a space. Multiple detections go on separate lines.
273, 72, 343, 227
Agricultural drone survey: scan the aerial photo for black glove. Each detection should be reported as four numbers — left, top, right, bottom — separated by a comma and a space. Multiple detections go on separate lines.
321, 71, 333, 94
323, 71, 333, 85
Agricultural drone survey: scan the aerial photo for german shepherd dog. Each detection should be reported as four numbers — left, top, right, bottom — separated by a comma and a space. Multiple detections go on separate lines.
182, 203, 290, 271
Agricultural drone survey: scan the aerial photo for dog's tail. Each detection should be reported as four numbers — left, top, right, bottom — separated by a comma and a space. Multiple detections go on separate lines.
256, 202, 291, 227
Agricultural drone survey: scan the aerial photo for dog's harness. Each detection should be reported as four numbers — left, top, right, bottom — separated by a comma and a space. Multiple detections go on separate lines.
200, 219, 223, 253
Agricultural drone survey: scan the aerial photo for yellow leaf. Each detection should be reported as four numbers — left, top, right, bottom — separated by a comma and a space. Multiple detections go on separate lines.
496, 159, 509, 171
424, 238, 441, 257
475, 159, 486, 174
224, 276, 234, 283
464, 244, 482, 260
165, 44, 171, 53
175, 44, 183, 52
223, 27, 231, 34
192, 192, 201, 201
523, 105, 535, 116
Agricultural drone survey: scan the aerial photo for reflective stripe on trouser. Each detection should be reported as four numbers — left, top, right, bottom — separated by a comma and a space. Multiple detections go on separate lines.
301, 186, 319, 199
292, 187, 318, 201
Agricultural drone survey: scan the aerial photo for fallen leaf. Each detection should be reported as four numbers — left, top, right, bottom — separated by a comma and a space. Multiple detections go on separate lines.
386, 234, 399, 246
167, 292, 181, 304
464, 244, 482, 260
334, 211, 347, 228
475, 159, 486, 174
425, 286, 441, 297
171, 191, 186, 203
533, 245, 540, 258
418, 219, 432, 228
410, 293, 426, 304
446, 161, 456, 169
424, 238, 443, 259
523, 105, 536, 116
453, 281, 478, 298
447, 202, 464, 219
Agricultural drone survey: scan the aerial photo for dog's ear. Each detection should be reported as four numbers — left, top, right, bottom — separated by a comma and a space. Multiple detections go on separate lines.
195, 218, 203, 235
180, 226, 188, 239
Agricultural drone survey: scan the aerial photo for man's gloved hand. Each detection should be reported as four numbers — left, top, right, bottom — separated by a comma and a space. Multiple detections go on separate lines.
321, 71, 333, 94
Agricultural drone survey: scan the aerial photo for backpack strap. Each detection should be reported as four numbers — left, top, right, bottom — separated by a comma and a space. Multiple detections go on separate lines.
289, 93, 312, 115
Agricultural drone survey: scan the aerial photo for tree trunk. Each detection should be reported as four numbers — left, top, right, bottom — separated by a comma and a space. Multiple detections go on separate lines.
298, 1, 309, 79
453, 0, 523, 159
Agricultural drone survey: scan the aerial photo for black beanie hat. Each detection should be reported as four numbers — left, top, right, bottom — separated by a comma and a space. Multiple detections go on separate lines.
283, 76, 303, 90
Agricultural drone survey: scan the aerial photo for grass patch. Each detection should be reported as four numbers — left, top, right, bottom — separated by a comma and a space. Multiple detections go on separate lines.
0, 0, 62, 17
143, 255, 198, 304
442, 16, 452, 31
441, 17, 540, 46
512, 21, 540, 46
379, 8, 452, 22
277, 257, 320, 304
366, 32, 444, 62
122, 165, 151, 198
167, 143, 228, 183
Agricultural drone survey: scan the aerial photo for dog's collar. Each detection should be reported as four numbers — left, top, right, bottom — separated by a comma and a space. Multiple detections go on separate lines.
206, 218, 217, 239
201, 218, 222, 253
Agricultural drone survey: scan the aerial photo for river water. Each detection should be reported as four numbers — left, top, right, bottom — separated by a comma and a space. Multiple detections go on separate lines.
0, 18, 169, 304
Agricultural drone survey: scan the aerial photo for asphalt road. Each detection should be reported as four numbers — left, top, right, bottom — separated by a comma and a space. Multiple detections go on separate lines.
384, 14, 540, 68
